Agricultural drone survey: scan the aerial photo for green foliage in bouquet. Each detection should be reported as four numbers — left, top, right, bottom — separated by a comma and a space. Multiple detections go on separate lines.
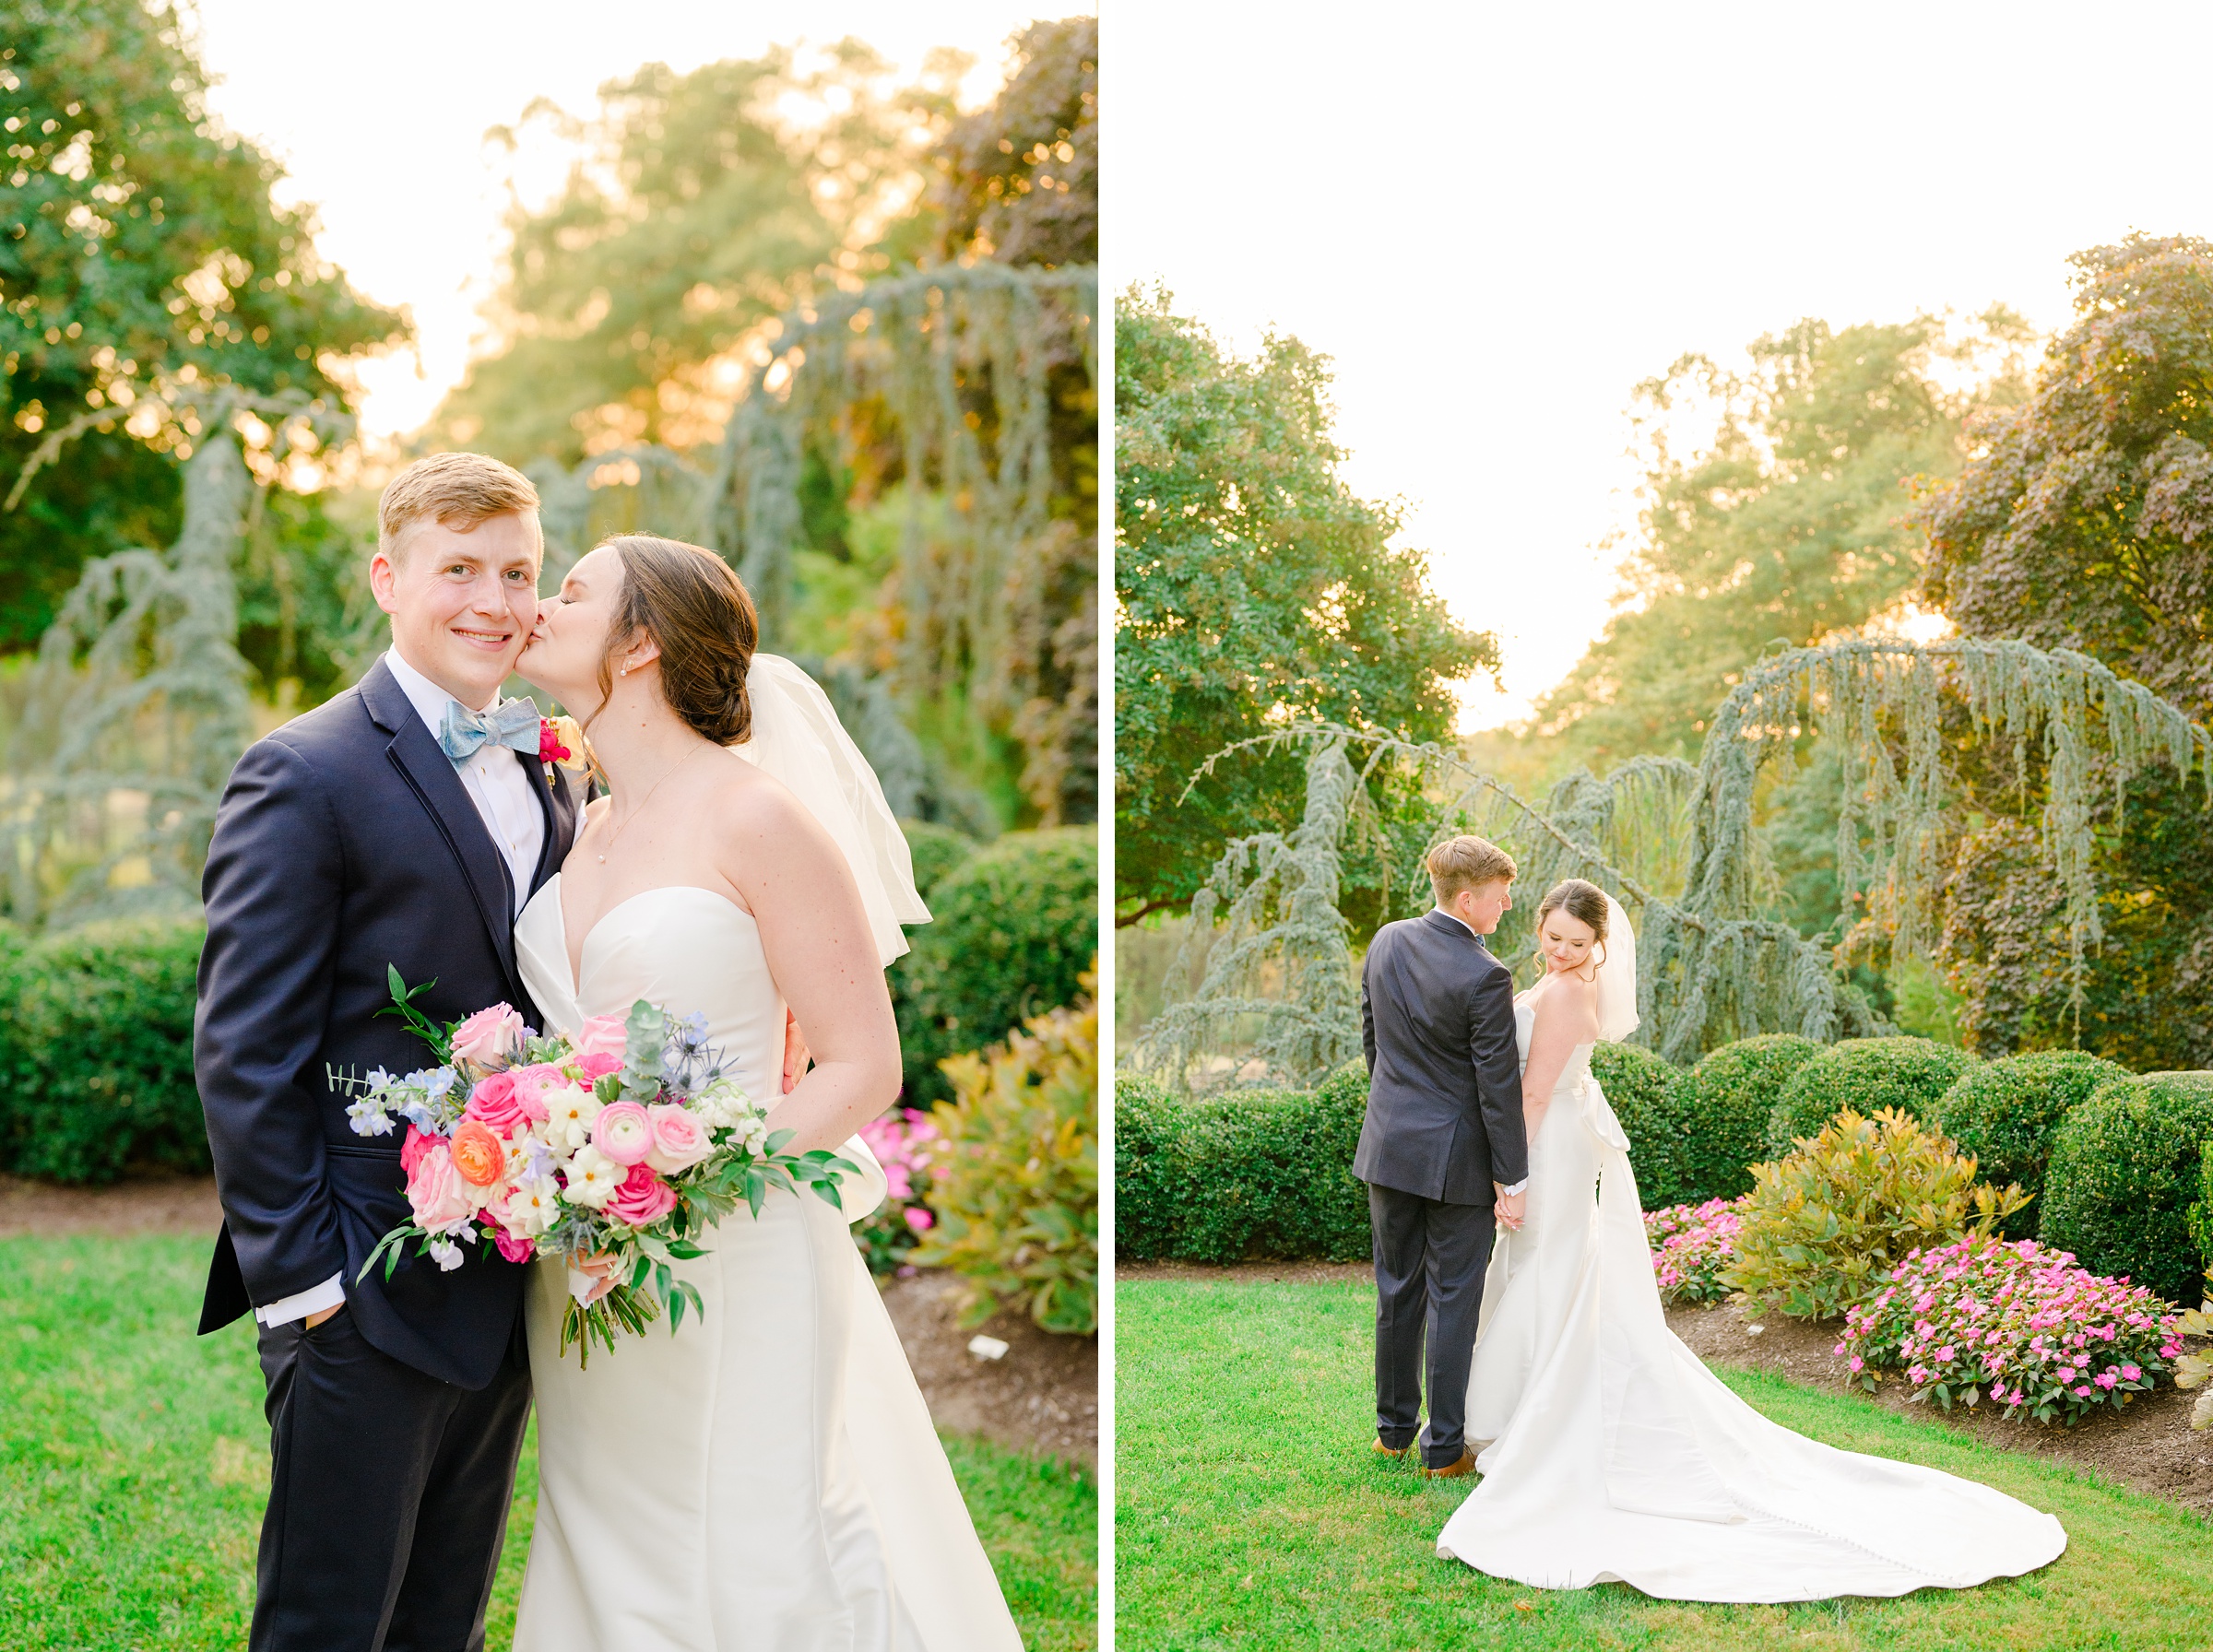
0, 919, 206, 1182
893, 827, 1096, 1105
2041, 1072, 2213, 1304
1766, 1036, 1980, 1158
1111, 1064, 1370, 1265
914, 973, 1098, 1335
1932, 1050, 2131, 1240
1722, 1107, 2027, 1321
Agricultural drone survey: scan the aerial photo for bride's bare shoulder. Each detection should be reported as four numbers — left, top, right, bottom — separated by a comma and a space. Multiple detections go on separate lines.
1531, 972, 1601, 1027
698, 749, 838, 867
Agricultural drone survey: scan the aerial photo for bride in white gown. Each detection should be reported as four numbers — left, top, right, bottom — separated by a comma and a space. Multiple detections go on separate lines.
1437, 879, 2066, 1601
506, 534, 1022, 1650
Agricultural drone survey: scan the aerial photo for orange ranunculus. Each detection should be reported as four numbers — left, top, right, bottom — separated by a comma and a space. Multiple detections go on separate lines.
450, 1119, 505, 1188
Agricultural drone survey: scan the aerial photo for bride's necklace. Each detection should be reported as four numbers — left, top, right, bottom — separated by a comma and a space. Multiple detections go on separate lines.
591, 744, 708, 865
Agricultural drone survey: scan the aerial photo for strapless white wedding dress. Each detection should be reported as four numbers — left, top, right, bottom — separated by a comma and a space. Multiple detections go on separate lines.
1436, 993, 2066, 1600
509, 878, 1022, 1651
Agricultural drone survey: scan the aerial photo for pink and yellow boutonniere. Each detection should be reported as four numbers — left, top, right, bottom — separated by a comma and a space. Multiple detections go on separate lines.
539, 714, 588, 781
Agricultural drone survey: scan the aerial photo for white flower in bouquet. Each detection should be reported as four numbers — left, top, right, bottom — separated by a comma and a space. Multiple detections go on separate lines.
692, 1076, 756, 1133
543, 1084, 604, 1153
502, 1173, 562, 1238
563, 1144, 623, 1210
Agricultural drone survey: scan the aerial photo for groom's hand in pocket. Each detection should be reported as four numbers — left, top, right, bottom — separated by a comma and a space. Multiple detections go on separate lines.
782, 1009, 811, 1094
304, 1304, 343, 1329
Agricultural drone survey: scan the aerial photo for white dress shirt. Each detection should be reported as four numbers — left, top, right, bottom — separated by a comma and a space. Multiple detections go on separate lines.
384, 647, 547, 919
1439, 905, 1529, 1199
255, 649, 553, 1330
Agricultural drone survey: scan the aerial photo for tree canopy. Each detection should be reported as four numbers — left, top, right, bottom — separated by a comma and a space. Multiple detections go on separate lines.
1114, 289, 1497, 923
1536, 313, 2031, 764
437, 18, 1097, 476
925, 17, 1095, 268
1924, 233, 2213, 723
0, 0, 400, 650
1920, 233, 2213, 1068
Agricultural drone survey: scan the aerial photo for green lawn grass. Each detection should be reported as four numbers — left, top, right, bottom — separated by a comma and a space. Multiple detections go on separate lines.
1117, 1278, 2213, 1652
0, 1234, 1095, 1651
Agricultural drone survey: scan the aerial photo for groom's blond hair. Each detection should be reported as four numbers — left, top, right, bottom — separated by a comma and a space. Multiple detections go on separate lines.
377, 451, 541, 564
1427, 835, 1517, 904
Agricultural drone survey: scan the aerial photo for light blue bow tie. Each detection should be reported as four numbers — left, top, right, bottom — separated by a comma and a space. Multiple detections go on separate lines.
437, 699, 540, 765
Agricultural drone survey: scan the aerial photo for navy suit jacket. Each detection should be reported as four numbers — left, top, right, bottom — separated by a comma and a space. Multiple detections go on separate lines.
194, 657, 582, 1388
1353, 908, 1529, 1205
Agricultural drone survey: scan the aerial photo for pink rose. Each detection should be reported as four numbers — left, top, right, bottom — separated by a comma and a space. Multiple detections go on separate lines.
644, 1103, 715, 1175
605, 1162, 676, 1228
452, 1003, 527, 1068
493, 1228, 536, 1265
406, 1143, 475, 1233
573, 1014, 628, 1060
400, 1123, 443, 1179
463, 1070, 537, 1135
591, 1100, 656, 1166
503, 1064, 563, 1121
576, 1051, 623, 1080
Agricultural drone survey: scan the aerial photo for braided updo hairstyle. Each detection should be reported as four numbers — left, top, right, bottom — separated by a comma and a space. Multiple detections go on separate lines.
591, 534, 758, 745
1536, 877, 1611, 972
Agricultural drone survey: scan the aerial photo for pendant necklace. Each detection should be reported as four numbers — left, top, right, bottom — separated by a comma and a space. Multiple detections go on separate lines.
594, 744, 707, 865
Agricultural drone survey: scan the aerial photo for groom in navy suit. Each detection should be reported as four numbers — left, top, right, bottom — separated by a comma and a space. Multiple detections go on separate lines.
1354, 835, 1529, 1479
195, 453, 582, 1652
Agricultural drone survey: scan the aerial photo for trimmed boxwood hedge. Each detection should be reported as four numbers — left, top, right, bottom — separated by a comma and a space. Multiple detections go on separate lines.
1114, 1064, 1371, 1263
1931, 1049, 2130, 1239
893, 826, 1096, 1106
2041, 1072, 2213, 1304
1767, 1036, 1980, 1158
1603, 1034, 1820, 1210
0, 917, 208, 1183
898, 819, 981, 903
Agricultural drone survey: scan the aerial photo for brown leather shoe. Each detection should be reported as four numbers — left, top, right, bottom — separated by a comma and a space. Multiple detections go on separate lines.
1372, 1437, 1411, 1459
1420, 1447, 1476, 1481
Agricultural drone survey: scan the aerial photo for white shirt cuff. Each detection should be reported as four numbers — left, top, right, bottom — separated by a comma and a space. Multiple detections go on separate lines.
254, 1273, 345, 1328
1497, 1179, 1528, 1198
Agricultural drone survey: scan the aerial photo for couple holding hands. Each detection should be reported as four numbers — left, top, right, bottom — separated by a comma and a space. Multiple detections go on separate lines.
1355, 836, 2068, 1601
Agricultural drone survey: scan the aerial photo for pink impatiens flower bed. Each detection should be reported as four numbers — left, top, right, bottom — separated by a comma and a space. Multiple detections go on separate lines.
1837, 1235, 2189, 1425
855, 1107, 941, 1275
1644, 1198, 1745, 1306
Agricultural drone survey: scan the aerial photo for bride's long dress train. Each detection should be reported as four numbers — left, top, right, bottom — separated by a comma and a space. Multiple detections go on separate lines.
1437, 997, 2066, 1602
510, 880, 1023, 1651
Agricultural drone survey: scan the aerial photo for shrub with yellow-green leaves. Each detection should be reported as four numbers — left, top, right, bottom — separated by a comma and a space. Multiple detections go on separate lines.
913, 967, 1098, 1335
1722, 1108, 2027, 1320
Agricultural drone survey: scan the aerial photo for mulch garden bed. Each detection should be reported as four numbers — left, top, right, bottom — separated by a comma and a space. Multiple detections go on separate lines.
1121, 1256, 2213, 1516
0, 1174, 1097, 1467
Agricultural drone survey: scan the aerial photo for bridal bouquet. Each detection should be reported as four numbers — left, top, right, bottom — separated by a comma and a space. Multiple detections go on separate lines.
340, 969, 856, 1363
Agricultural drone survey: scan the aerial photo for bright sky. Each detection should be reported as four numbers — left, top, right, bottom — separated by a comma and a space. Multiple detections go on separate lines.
185, 0, 1079, 440
1109, 1, 2213, 728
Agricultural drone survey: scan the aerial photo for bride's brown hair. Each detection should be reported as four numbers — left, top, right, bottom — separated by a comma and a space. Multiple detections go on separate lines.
588, 534, 758, 745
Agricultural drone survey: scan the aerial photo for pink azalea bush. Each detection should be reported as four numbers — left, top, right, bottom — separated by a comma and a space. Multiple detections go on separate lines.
855, 1108, 941, 1275
1645, 1198, 1746, 1305
1837, 1234, 2191, 1424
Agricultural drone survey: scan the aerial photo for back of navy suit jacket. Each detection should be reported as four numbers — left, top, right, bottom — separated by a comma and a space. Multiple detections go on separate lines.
1353, 909, 1529, 1205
